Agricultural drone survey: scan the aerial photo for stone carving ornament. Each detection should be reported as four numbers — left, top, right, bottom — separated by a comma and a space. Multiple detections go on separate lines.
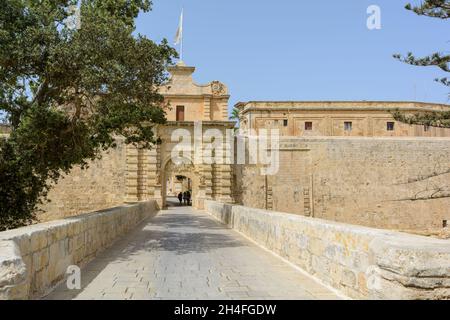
211, 81, 226, 96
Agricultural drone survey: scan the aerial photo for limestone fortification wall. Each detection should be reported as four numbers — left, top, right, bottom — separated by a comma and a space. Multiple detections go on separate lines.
205, 200, 450, 300
0, 201, 158, 300
38, 139, 128, 222
236, 136, 450, 234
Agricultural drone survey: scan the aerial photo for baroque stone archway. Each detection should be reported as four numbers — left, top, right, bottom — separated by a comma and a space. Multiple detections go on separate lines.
123, 62, 235, 209
124, 122, 235, 210
161, 158, 201, 209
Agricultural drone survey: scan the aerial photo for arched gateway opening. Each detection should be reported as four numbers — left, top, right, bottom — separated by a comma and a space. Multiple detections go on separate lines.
166, 175, 192, 206
161, 158, 201, 209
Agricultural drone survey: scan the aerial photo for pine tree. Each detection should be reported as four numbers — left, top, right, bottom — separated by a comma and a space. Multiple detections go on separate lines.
393, 1, 450, 127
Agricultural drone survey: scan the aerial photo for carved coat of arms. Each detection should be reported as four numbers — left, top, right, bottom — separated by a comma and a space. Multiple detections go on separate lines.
211, 81, 226, 96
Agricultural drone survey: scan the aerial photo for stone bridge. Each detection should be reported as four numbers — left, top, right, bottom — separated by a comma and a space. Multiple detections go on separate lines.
45, 199, 338, 300
1, 199, 449, 300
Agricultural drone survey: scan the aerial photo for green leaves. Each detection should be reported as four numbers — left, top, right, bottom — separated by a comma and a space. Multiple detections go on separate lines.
405, 0, 450, 19
393, 1, 450, 128
393, 52, 450, 72
0, 0, 177, 230
392, 109, 450, 128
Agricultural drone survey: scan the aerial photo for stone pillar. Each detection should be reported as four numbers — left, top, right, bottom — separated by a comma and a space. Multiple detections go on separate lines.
219, 139, 234, 203
211, 164, 219, 199
154, 143, 163, 209
221, 100, 229, 121
217, 164, 233, 203
126, 145, 139, 203
147, 147, 158, 200
137, 148, 150, 201
204, 97, 211, 120
200, 164, 213, 209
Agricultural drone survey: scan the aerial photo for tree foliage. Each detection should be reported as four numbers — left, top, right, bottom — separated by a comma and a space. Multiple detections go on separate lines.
393, 1, 450, 127
0, 0, 177, 230
405, 0, 450, 18
229, 106, 240, 132
229, 107, 240, 121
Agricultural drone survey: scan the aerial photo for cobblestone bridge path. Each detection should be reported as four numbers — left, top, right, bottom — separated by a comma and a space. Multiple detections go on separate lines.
45, 199, 340, 300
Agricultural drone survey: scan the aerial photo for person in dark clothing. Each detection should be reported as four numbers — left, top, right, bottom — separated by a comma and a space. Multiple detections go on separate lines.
177, 192, 183, 205
183, 191, 188, 205
186, 191, 191, 206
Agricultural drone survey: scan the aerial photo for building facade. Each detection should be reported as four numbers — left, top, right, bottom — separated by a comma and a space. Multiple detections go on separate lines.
237, 101, 450, 137
125, 61, 235, 209
37, 63, 450, 236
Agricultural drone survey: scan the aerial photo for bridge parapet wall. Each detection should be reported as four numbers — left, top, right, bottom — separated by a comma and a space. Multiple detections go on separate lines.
205, 200, 450, 300
0, 201, 158, 300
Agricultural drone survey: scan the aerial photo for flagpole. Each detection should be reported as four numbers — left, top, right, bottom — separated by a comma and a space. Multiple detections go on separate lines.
180, 8, 184, 61
175, 8, 184, 62
180, 27, 183, 62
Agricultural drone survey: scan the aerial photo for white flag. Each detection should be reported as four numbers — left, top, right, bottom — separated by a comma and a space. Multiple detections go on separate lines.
174, 9, 183, 45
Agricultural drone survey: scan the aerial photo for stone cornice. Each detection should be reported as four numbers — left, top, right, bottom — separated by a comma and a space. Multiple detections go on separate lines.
236, 101, 450, 114
161, 121, 236, 129
162, 94, 230, 99
235, 101, 450, 111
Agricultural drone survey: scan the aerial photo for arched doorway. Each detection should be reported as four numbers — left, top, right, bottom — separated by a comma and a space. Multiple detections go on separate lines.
166, 175, 193, 206
161, 157, 201, 209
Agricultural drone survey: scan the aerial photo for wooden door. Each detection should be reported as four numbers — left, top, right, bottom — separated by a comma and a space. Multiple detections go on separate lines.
176, 106, 185, 121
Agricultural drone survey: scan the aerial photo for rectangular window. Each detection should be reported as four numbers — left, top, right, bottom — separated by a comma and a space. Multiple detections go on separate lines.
305, 122, 313, 131
344, 122, 353, 131
176, 106, 185, 121
283, 120, 288, 127
387, 122, 395, 131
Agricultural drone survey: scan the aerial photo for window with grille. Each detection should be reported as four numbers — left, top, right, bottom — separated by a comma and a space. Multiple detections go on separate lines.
387, 122, 395, 131
344, 122, 353, 131
305, 122, 313, 131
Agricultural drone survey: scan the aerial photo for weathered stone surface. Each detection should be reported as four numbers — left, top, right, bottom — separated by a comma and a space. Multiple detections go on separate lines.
0, 241, 28, 300
205, 200, 450, 300
0, 201, 158, 300
37, 138, 128, 222
235, 136, 450, 233
238, 101, 450, 138
45, 204, 339, 300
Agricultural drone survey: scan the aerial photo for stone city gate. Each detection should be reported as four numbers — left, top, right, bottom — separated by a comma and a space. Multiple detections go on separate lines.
120, 61, 236, 210
125, 122, 235, 210
161, 158, 199, 208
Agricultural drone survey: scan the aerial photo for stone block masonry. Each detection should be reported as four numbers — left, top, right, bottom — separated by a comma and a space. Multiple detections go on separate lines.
236, 136, 450, 233
38, 137, 128, 222
205, 200, 450, 300
0, 201, 158, 300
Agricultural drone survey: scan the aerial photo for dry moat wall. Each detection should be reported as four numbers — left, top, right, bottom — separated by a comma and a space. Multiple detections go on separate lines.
234, 136, 450, 234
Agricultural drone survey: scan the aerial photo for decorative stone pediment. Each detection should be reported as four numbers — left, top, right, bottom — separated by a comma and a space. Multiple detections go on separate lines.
159, 62, 228, 97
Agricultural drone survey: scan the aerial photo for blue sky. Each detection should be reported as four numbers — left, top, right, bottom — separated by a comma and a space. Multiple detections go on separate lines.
136, 1, 450, 114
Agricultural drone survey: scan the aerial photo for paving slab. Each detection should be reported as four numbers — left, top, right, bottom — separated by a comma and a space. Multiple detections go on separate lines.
44, 201, 340, 300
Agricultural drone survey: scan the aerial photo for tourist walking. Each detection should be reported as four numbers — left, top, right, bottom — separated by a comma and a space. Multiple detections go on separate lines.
186, 191, 192, 206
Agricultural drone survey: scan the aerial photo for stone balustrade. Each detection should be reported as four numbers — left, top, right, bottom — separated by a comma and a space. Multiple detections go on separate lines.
205, 200, 450, 300
0, 201, 158, 300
